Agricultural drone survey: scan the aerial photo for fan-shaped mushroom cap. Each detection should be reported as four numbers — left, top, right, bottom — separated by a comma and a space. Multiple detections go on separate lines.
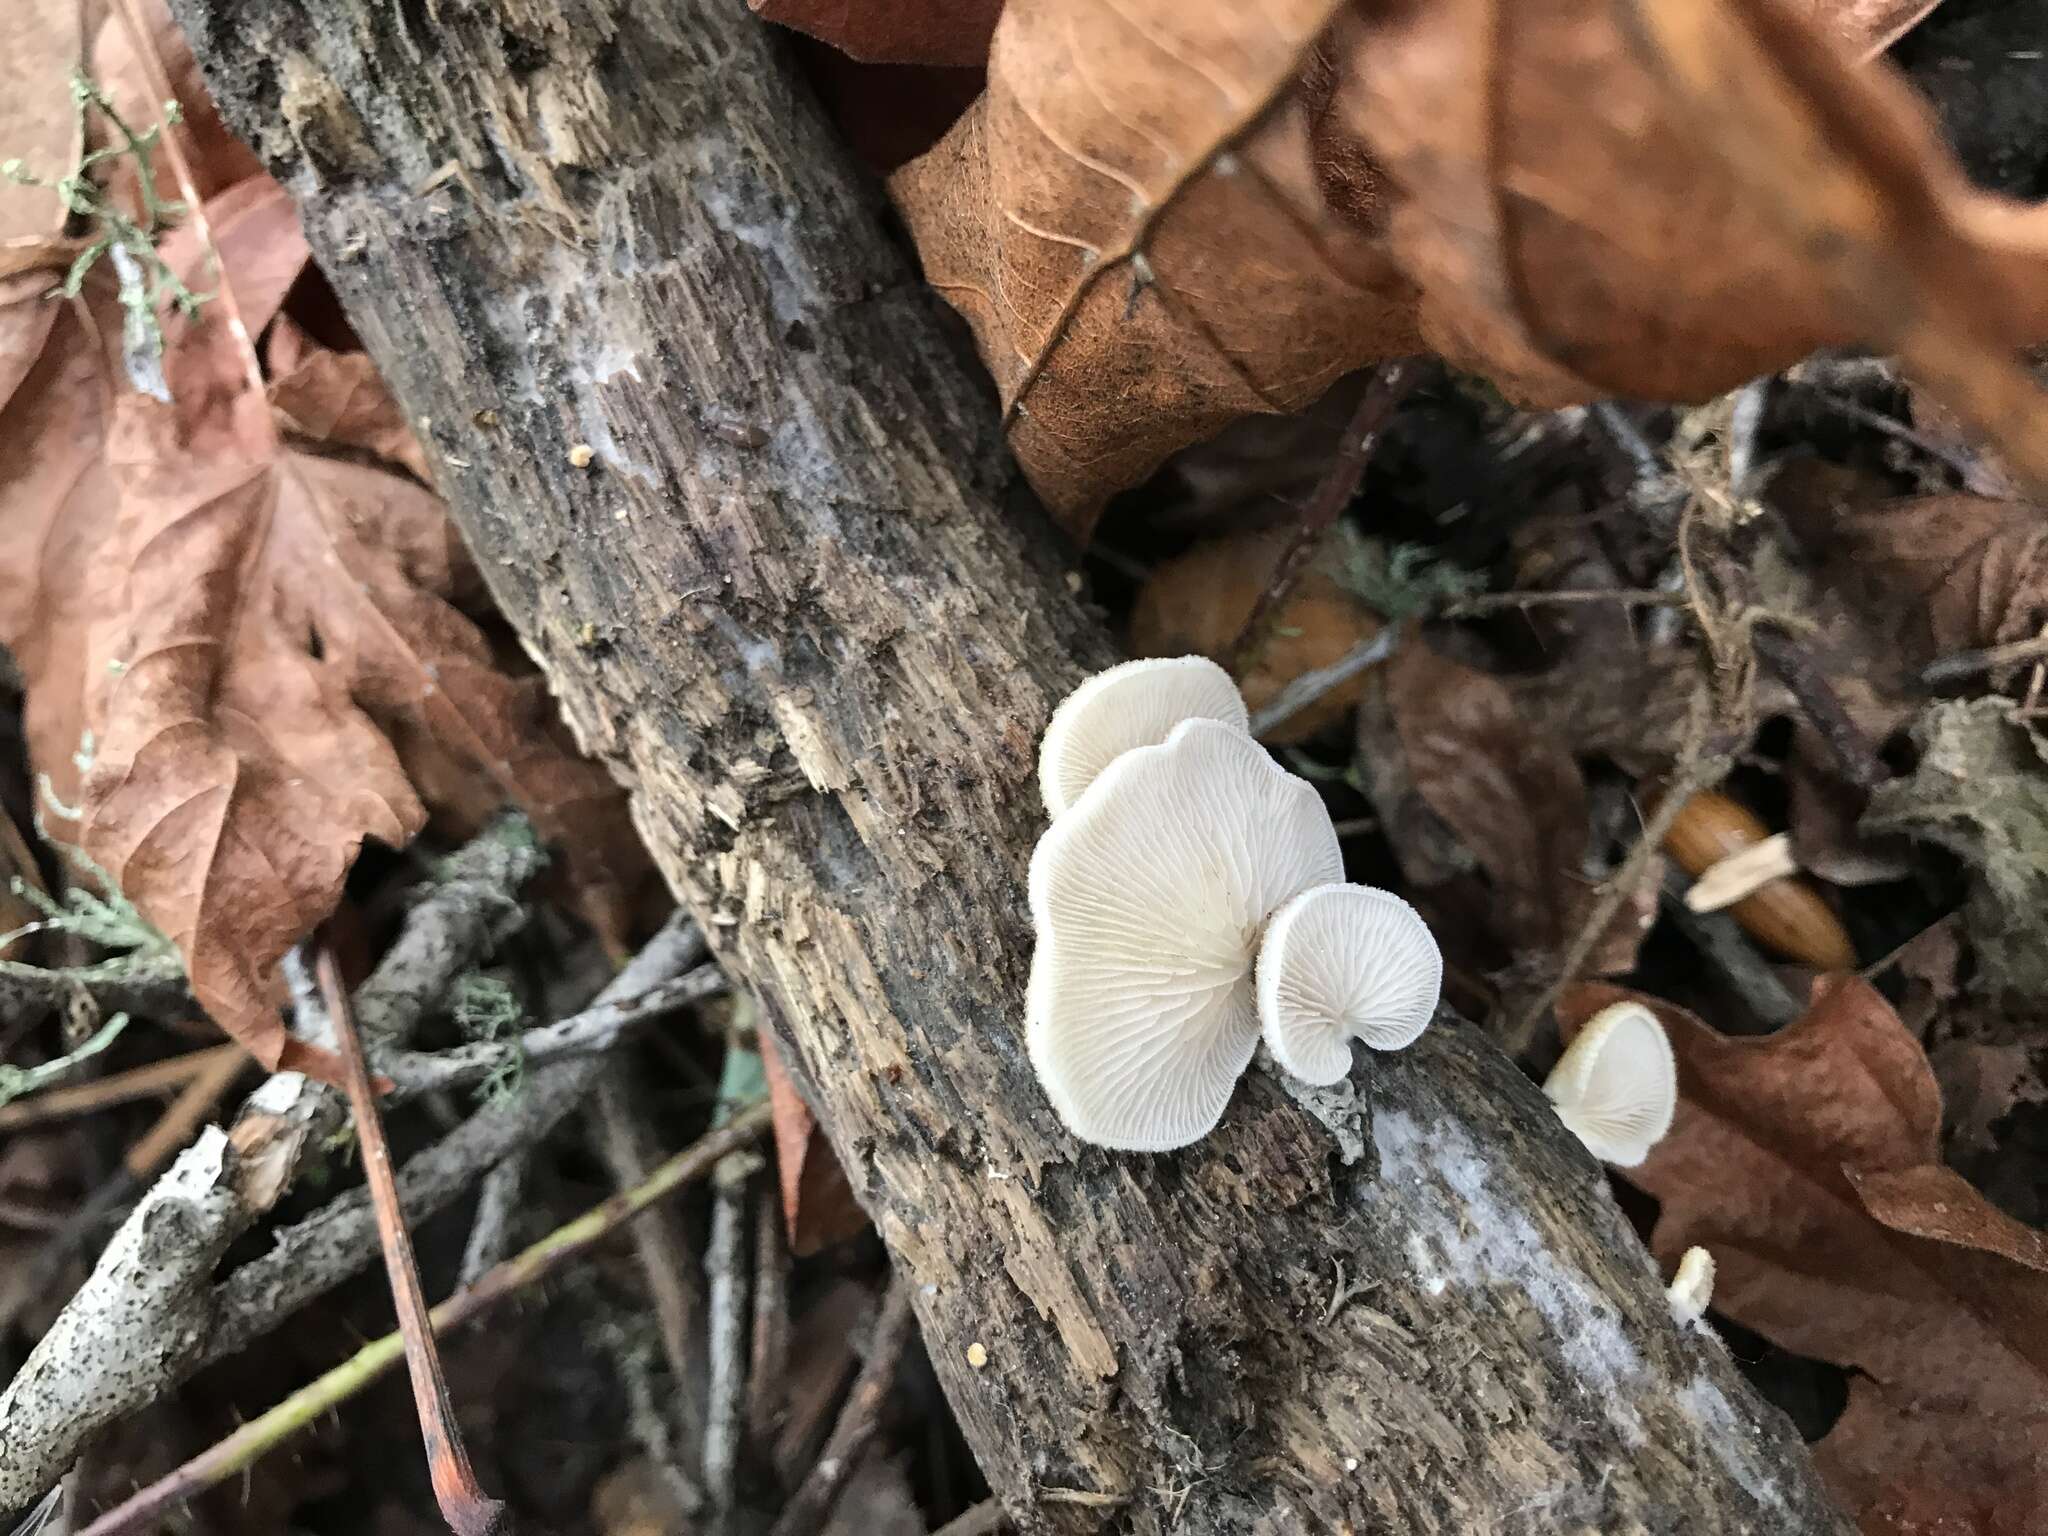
1038, 656, 1249, 819
1543, 999, 1678, 1167
1255, 884, 1441, 1086
1667, 1245, 1716, 1325
1027, 718, 1341, 1150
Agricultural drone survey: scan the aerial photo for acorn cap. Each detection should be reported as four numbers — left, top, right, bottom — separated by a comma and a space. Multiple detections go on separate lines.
1037, 656, 1248, 819
1255, 883, 1441, 1086
1026, 718, 1340, 1150
1543, 999, 1678, 1167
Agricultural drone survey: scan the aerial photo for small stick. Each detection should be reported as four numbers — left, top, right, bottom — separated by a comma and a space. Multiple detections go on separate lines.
593, 1062, 708, 1461
458, 1153, 529, 1286
0, 1044, 246, 1330
1750, 625, 1884, 790
1442, 588, 1690, 617
1514, 688, 1726, 1046
1248, 629, 1399, 739
747, 1179, 792, 1449
1659, 867, 1799, 1033
1230, 359, 1420, 676
0, 1044, 241, 1132
766, 1277, 917, 1536
316, 943, 508, 1536
931, 1499, 1010, 1536
74, 1101, 773, 1536
702, 1151, 761, 1513
1921, 631, 2048, 685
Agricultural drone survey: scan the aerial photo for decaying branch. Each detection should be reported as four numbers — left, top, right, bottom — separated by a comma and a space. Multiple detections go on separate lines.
163, 0, 1854, 1530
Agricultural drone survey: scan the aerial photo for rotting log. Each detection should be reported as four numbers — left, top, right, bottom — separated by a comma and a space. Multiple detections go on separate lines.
168, 2, 1853, 1530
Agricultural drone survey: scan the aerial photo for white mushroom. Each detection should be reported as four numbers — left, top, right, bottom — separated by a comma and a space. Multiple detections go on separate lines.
1038, 656, 1249, 819
1667, 1245, 1716, 1326
1027, 718, 1341, 1150
1255, 883, 1441, 1086
1543, 999, 1678, 1167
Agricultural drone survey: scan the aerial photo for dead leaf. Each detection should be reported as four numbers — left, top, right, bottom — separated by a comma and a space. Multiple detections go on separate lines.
894, 0, 2048, 535
757, 1028, 868, 1257
889, 0, 1420, 538
90, 0, 266, 209
1865, 698, 2048, 1000
1797, 0, 1949, 56
752, 0, 1001, 67
1561, 977, 2048, 1535
1128, 528, 1382, 743
1785, 490, 2048, 664
3, 175, 645, 1070
0, 6, 84, 242
1385, 639, 1653, 970
82, 382, 640, 1072
268, 325, 435, 485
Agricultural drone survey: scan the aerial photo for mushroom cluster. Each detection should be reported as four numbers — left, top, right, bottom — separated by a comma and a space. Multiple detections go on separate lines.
1027, 658, 1443, 1151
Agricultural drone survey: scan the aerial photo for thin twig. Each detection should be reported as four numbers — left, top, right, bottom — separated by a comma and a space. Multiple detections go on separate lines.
458, 1153, 529, 1286
593, 1061, 709, 1472
1658, 866, 1799, 1033
1515, 688, 1726, 1046
1231, 359, 1420, 675
1751, 624, 1884, 790
74, 1102, 772, 1536
1248, 629, 1400, 739
703, 1150, 762, 1514
316, 943, 508, 1536
383, 964, 725, 1098
0, 1044, 239, 1132
767, 1277, 918, 1536
1921, 632, 2048, 685
747, 1179, 792, 1449
1442, 588, 1690, 618
108, 0, 265, 404
931, 1499, 1010, 1536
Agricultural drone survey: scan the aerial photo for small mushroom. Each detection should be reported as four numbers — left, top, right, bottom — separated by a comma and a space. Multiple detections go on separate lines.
1543, 999, 1677, 1167
1038, 656, 1249, 819
1027, 718, 1341, 1150
1255, 883, 1441, 1086
1667, 1245, 1716, 1326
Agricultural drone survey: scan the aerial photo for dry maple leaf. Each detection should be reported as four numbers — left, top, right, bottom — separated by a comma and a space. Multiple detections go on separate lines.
1561, 977, 2048, 1535
0, 6, 84, 244
889, 0, 1420, 539
268, 315, 434, 485
4, 166, 645, 1068
90, 0, 265, 210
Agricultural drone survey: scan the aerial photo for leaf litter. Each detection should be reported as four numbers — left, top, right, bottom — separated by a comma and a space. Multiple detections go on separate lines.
13, 0, 2048, 1531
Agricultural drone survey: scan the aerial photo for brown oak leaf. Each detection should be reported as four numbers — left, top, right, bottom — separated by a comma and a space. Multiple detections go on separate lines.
1561, 977, 2048, 1535
889, 0, 1421, 539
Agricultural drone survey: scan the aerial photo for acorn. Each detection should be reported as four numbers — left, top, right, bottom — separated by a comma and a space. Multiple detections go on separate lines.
1662, 791, 1856, 972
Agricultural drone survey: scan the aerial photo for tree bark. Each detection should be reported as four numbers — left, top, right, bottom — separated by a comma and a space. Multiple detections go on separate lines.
171, 2, 1852, 1530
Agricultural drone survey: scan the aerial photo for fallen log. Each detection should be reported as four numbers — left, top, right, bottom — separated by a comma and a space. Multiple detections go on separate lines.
169, 1, 1852, 1529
